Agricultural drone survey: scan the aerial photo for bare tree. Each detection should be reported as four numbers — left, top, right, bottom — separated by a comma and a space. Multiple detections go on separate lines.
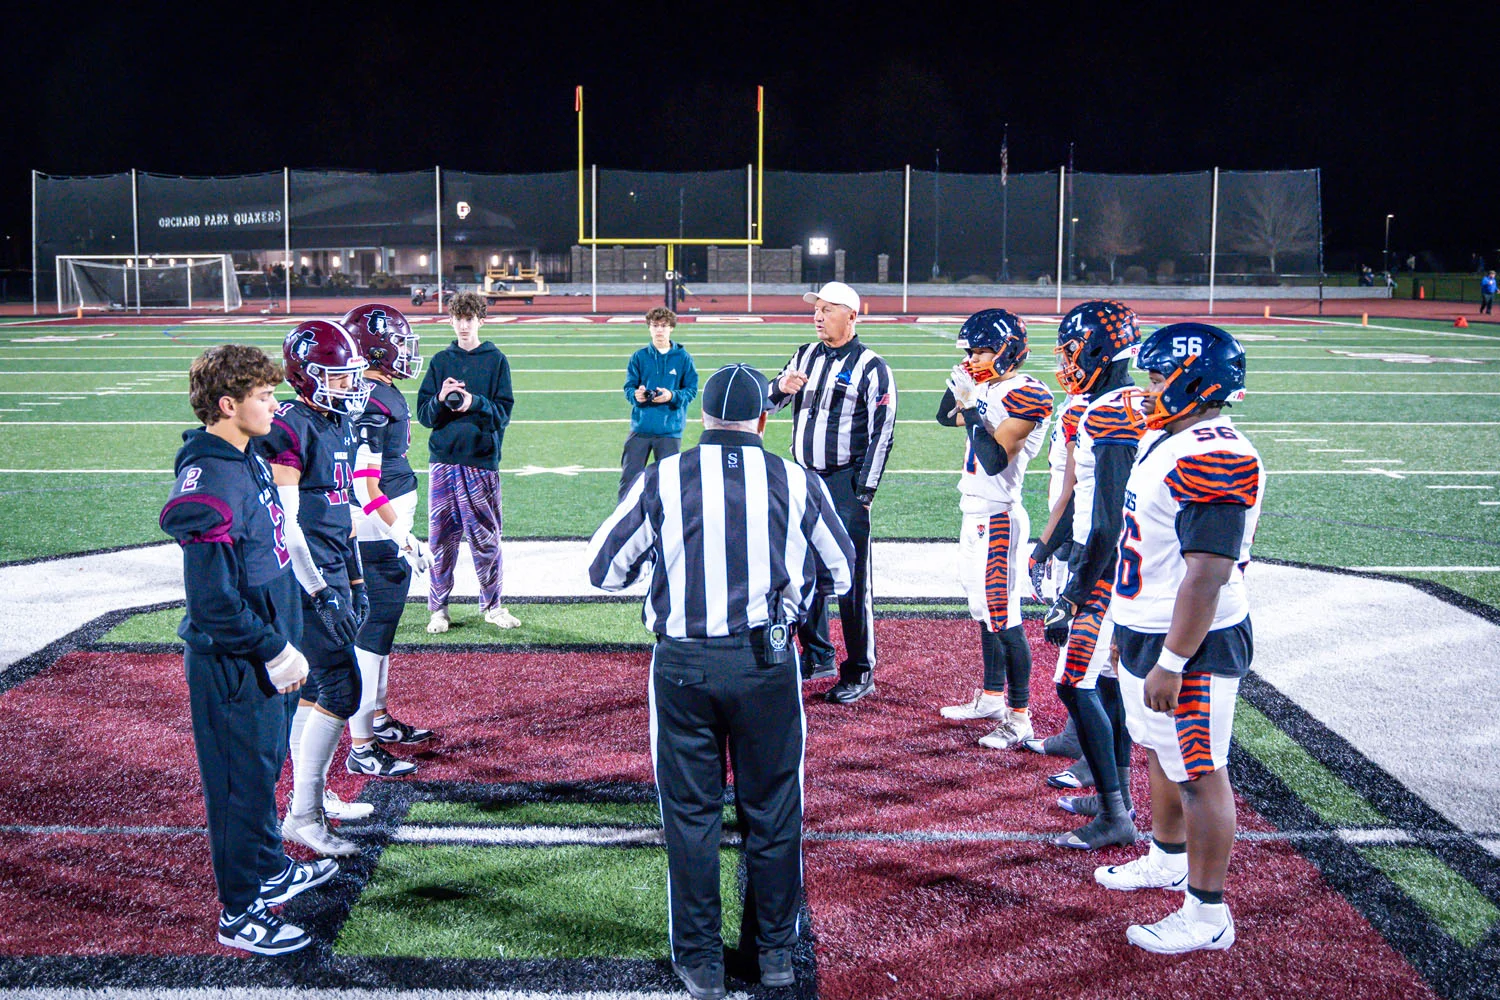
1228, 175, 1319, 275
1080, 195, 1144, 282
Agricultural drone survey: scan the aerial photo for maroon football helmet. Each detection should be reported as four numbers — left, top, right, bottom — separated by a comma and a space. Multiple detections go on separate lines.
342, 302, 421, 379
282, 320, 371, 415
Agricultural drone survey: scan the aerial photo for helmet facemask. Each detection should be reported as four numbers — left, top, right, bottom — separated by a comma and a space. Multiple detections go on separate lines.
307, 358, 372, 415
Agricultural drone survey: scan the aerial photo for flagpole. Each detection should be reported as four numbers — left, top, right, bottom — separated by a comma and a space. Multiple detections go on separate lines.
1000, 124, 1010, 282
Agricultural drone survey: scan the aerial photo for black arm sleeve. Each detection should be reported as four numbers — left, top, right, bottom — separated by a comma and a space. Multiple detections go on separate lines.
963, 407, 1007, 476
1063, 444, 1136, 608
1176, 501, 1248, 559
1035, 494, 1076, 555
936, 388, 960, 426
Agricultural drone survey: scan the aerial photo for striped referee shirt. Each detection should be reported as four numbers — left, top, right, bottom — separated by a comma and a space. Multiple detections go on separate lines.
768, 336, 897, 493
586, 430, 856, 639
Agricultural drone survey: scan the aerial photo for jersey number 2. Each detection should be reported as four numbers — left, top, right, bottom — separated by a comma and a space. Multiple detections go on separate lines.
1115, 513, 1143, 599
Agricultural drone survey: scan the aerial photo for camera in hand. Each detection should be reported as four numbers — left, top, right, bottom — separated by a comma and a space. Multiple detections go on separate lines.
443, 390, 464, 410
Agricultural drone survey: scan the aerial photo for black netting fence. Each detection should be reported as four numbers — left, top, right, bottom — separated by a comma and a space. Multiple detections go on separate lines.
28, 166, 1322, 308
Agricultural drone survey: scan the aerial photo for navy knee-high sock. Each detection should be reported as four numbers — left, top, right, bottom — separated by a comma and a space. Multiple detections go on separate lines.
1098, 675, 1134, 809
1055, 683, 1120, 797
980, 625, 1006, 693
999, 625, 1031, 709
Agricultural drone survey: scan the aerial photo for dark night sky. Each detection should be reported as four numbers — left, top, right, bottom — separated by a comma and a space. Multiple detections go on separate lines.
4, 0, 1493, 270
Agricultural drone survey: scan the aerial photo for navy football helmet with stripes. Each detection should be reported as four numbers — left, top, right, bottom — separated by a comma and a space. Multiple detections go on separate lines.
1129, 322, 1246, 430
957, 309, 1029, 383
1055, 300, 1140, 395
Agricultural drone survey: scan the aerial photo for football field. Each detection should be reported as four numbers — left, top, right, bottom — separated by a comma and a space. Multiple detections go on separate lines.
0, 313, 1498, 999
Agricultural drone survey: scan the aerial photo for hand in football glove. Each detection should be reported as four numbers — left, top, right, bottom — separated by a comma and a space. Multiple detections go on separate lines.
1028, 542, 1050, 599
264, 642, 309, 693
946, 363, 980, 410
398, 531, 434, 573
1043, 596, 1075, 646
350, 582, 370, 629
310, 587, 358, 646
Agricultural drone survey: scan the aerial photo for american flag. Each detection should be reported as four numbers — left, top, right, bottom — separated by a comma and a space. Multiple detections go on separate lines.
1001, 131, 1009, 187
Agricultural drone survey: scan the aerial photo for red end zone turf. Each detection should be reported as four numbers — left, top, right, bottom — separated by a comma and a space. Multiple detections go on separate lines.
0, 621, 1443, 999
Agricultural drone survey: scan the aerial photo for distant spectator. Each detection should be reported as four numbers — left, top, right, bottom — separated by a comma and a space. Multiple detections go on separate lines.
1481, 271, 1496, 315
1406, 254, 1417, 272
1358, 266, 1375, 287
619, 307, 697, 501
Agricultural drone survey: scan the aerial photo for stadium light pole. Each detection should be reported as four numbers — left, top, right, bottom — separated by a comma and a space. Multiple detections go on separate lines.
1383, 213, 1394, 279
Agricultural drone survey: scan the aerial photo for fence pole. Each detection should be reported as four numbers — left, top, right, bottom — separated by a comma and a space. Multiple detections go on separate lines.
283, 168, 291, 315
187, 257, 194, 311
1055, 166, 1066, 314
1208, 167, 1219, 316
746, 163, 753, 314
30, 170, 37, 315
131, 169, 141, 313
591, 164, 598, 313
901, 165, 911, 314
434, 166, 443, 316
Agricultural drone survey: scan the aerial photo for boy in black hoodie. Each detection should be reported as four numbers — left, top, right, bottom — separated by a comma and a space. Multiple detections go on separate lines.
417, 291, 517, 633
161, 345, 336, 956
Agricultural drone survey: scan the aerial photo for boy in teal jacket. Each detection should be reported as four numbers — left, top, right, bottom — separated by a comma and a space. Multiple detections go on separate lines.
619, 307, 698, 499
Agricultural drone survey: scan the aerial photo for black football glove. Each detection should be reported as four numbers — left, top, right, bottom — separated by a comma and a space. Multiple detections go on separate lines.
1028, 541, 1050, 598
1043, 596, 1075, 647
311, 587, 358, 646
350, 581, 370, 630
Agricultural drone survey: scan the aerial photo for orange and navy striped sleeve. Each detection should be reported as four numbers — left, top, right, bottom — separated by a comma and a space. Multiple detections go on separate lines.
1003, 381, 1054, 423
1166, 450, 1260, 505
1061, 401, 1086, 445
1082, 403, 1142, 447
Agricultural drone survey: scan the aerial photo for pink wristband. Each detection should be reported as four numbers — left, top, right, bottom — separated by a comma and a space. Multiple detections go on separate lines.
362, 494, 389, 515
352, 469, 381, 480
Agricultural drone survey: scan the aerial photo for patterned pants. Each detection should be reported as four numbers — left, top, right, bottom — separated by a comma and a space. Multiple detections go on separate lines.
427, 462, 503, 612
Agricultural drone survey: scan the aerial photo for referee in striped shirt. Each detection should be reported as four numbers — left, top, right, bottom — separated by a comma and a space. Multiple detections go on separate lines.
587, 363, 854, 999
768, 281, 897, 704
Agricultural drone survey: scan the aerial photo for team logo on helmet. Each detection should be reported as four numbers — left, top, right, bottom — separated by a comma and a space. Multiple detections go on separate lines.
343, 302, 421, 379
1123, 322, 1246, 431
283, 320, 371, 416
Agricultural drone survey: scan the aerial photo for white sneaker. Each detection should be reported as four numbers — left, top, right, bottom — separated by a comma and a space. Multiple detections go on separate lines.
977, 709, 1033, 749
1127, 896, 1235, 954
1095, 845, 1189, 892
426, 608, 450, 634
323, 789, 374, 821
484, 606, 522, 629
939, 689, 1009, 721
281, 808, 360, 857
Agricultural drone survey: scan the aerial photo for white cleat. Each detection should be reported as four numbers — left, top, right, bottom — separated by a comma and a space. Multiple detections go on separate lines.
484, 606, 522, 629
977, 709, 1033, 749
323, 789, 374, 821
939, 689, 1009, 721
426, 608, 450, 634
1095, 846, 1190, 892
281, 808, 360, 857
1127, 897, 1235, 954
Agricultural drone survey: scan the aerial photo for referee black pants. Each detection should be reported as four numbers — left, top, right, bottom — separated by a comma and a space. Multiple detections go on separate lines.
185, 649, 296, 912
798, 466, 875, 680
650, 634, 805, 969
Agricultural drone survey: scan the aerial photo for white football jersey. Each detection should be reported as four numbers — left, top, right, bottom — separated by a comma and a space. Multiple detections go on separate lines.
1071, 387, 1146, 545
957, 372, 1054, 512
1109, 415, 1264, 633
1047, 393, 1086, 509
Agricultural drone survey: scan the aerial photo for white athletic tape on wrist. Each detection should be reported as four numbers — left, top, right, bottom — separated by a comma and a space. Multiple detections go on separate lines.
1156, 648, 1190, 674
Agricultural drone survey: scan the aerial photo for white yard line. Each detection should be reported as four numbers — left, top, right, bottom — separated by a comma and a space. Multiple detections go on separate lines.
1425, 485, 1494, 490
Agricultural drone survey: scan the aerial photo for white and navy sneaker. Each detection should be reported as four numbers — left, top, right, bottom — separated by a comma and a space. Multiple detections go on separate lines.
372, 714, 434, 745
282, 807, 360, 857
217, 898, 311, 956
259, 858, 338, 906
346, 742, 417, 778
1095, 845, 1189, 892
323, 788, 374, 821
977, 709, 1034, 749
1127, 895, 1236, 954
939, 689, 1009, 721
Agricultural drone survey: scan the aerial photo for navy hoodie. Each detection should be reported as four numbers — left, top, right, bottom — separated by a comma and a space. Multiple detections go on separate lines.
624, 342, 698, 437
161, 428, 302, 671
416, 340, 515, 469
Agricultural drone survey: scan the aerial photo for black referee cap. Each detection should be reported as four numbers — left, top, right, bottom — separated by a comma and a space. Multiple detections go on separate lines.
702, 364, 771, 421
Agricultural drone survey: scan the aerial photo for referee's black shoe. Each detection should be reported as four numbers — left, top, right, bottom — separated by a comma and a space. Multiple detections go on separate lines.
672, 959, 727, 999
800, 658, 837, 681
824, 671, 875, 704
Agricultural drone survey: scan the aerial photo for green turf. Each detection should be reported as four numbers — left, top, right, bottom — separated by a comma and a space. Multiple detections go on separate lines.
1394, 571, 1500, 610
1232, 701, 1386, 827
407, 799, 737, 828
5, 318, 1499, 610
1358, 846, 1500, 948
334, 843, 739, 959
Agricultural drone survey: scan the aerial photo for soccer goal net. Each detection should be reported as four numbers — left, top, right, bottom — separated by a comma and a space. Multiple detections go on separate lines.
56, 255, 243, 313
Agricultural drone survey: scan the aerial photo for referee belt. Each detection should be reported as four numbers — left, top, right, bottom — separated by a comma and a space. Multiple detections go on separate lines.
655, 626, 778, 649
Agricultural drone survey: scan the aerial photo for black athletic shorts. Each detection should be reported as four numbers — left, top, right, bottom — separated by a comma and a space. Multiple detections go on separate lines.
1114, 616, 1253, 680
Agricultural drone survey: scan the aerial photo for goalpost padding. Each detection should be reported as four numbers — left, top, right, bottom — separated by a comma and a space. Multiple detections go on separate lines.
56, 255, 242, 313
